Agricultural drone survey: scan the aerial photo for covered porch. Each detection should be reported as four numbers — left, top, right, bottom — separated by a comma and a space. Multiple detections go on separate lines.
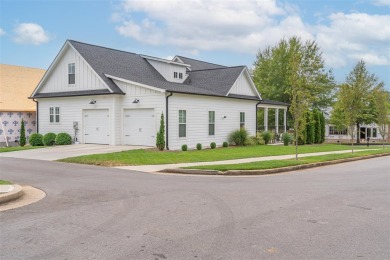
257, 99, 289, 134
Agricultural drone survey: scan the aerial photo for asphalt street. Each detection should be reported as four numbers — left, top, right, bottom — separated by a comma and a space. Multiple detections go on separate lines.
0, 156, 389, 260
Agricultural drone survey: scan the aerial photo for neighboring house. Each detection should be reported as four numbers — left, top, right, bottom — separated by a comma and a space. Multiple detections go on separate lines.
0, 64, 45, 144
324, 107, 390, 143
30, 40, 288, 150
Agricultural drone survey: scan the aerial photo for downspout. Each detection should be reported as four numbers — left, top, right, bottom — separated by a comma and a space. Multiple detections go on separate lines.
33, 99, 39, 133
165, 92, 173, 150
256, 100, 261, 134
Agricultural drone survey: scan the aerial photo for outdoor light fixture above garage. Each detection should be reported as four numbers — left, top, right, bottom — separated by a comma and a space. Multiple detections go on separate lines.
89, 99, 96, 104
132, 98, 140, 103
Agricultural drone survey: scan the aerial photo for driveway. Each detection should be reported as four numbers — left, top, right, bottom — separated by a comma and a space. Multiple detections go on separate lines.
0, 157, 389, 259
0, 144, 147, 161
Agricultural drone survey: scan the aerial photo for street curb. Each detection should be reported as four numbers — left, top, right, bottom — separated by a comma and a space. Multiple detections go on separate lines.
159, 153, 390, 176
0, 185, 24, 204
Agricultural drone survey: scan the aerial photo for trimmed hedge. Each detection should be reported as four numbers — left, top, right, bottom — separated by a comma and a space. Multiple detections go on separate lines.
29, 133, 44, 146
43, 132, 57, 146
55, 132, 72, 145
196, 143, 202, 150
181, 144, 188, 151
210, 142, 216, 149
222, 142, 229, 147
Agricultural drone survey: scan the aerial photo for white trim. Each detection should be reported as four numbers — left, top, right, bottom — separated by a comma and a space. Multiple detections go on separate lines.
105, 74, 166, 93
172, 56, 192, 71
257, 104, 288, 109
32, 41, 113, 96
141, 54, 191, 67
226, 67, 262, 100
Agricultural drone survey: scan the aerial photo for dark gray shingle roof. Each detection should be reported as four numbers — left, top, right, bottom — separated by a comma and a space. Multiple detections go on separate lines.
32, 40, 262, 101
260, 99, 290, 106
175, 56, 226, 71
31, 89, 115, 98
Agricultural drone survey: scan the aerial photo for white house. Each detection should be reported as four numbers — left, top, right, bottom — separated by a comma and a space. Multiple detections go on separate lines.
30, 40, 288, 150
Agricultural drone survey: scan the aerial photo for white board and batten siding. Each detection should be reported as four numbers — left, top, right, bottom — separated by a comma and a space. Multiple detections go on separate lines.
229, 70, 258, 96
39, 46, 107, 93
146, 59, 187, 83
168, 94, 257, 150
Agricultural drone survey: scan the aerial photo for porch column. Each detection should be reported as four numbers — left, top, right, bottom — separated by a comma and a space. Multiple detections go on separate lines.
264, 107, 268, 132
283, 109, 287, 132
275, 108, 279, 133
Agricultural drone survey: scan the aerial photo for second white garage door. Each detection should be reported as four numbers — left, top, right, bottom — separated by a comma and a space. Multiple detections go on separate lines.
123, 109, 155, 146
83, 109, 110, 145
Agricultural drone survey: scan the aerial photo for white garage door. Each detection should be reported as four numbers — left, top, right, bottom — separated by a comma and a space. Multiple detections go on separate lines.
84, 109, 110, 144
123, 109, 155, 146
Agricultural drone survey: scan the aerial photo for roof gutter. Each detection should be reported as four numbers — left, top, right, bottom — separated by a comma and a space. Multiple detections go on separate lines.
166, 92, 173, 150
33, 99, 39, 133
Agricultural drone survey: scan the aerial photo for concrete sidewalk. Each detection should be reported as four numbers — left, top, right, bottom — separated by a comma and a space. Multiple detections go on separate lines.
115, 149, 378, 173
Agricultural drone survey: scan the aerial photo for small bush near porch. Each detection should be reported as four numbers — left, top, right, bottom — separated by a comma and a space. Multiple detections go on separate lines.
59, 144, 373, 167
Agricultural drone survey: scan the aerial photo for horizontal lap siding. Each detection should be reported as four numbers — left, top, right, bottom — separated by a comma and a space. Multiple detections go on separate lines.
168, 94, 257, 150
114, 80, 165, 145
38, 96, 116, 144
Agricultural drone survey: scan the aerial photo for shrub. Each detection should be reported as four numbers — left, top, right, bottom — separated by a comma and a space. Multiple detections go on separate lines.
282, 132, 292, 146
55, 132, 72, 145
210, 142, 216, 149
156, 113, 165, 151
20, 119, 26, 147
222, 141, 229, 147
196, 143, 202, 150
181, 144, 188, 151
228, 128, 249, 146
261, 131, 272, 145
43, 132, 57, 146
29, 133, 44, 146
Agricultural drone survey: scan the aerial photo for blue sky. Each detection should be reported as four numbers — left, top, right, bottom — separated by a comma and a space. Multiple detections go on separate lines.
1, 0, 389, 90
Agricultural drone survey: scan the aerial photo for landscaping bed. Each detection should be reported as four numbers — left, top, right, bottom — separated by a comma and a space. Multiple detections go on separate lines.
59, 144, 373, 166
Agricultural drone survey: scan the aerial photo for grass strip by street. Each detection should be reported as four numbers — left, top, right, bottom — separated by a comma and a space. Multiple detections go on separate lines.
0, 146, 42, 153
0, 180, 12, 185
185, 149, 390, 172
58, 144, 373, 166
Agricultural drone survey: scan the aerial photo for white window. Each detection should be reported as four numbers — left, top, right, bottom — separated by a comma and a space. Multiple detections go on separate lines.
179, 72, 183, 79
240, 112, 245, 128
373, 128, 377, 138
179, 110, 186, 137
50, 107, 60, 123
209, 111, 215, 136
329, 126, 347, 135
68, 63, 75, 84
174, 72, 178, 79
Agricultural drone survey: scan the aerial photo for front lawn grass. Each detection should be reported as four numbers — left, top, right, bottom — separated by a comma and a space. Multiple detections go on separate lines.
59, 144, 373, 166
0, 180, 12, 185
186, 149, 390, 172
0, 145, 42, 153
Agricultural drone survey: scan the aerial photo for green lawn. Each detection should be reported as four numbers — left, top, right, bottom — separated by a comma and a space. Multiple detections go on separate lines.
0, 145, 43, 153
59, 144, 373, 166
187, 149, 390, 171
0, 180, 12, 185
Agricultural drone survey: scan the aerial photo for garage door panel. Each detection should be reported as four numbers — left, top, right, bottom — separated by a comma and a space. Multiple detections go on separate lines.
84, 109, 110, 145
123, 109, 155, 146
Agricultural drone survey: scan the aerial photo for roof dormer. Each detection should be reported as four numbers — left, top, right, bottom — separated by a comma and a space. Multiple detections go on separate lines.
141, 55, 190, 83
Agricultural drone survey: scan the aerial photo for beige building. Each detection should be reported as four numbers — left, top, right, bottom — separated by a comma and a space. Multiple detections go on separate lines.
0, 64, 45, 143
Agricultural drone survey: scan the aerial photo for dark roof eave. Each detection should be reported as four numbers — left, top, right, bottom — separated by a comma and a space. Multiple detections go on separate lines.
169, 91, 260, 101
29, 91, 125, 99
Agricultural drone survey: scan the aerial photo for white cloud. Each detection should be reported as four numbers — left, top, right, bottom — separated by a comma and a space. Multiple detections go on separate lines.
0, 28, 5, 36
13, 23, 50, 45
114, 0, 390, 67
372, 0, 390, 6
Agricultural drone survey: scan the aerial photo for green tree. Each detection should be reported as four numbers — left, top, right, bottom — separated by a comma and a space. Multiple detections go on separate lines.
305, 110, 315, 144
253, 36, 335, 128
313, 108, 322, 143
343, 60, 381, 143
372, 85, 390, 149
320, 112, 326, 143
156, 113, 165, 151
19, 119, 26, 147
330, 104, 348, 143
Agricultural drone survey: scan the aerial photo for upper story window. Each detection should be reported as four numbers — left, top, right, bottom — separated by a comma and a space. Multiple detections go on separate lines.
68, 63, 75, 84
240, 112, 245, 128
50, 107, 60, 123
179, 72, 183, 79
174, 72, 178, 79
